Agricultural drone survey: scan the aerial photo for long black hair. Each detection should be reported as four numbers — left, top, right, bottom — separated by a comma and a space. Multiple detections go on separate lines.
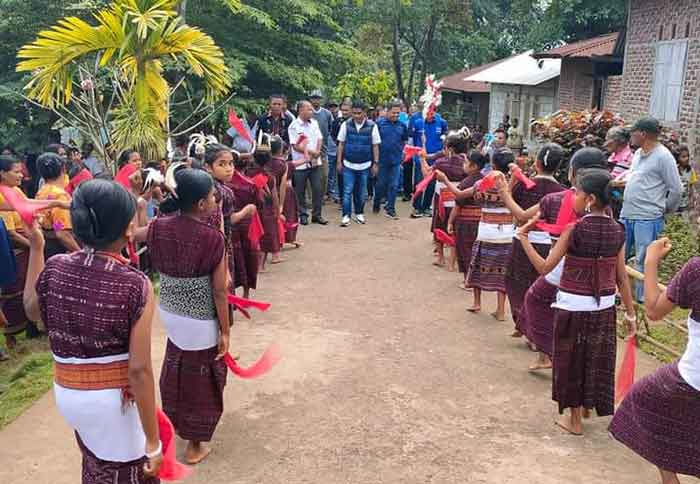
577, 169, 614, 208
537, 143, 565, 173
71, 180, 136, 249
117, 149, 137, 169
492, 150, 515, 174
36, 152, 65, 180
159, 168, 214, 214
203, 144, 232, 167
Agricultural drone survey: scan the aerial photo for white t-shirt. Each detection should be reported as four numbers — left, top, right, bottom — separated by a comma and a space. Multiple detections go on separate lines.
288, 117, 323, 170
337, 120, 381, 170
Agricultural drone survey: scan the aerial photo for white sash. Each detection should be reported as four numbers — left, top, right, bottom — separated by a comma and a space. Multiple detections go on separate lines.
159, 305, 219, 351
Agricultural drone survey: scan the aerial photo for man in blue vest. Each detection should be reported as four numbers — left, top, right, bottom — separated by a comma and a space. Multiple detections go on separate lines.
336, 100, 382, 227
409, 109, 448, 218
373, 100, 408, 219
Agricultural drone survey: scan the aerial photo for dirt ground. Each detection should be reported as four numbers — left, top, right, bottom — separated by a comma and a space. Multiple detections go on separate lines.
0, 201, 689, 484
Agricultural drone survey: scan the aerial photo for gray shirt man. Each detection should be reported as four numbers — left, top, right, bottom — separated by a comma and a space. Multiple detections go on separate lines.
312, 107, 333, 156
620, 143, 682, 220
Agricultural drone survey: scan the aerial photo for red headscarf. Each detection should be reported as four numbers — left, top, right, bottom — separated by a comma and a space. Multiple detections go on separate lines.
114, 163, 138, 191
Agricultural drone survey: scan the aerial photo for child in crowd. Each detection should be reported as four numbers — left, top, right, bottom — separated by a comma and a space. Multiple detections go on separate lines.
676, 145, 696, 215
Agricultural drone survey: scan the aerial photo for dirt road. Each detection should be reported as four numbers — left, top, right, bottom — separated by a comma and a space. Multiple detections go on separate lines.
0, 202, 684, 483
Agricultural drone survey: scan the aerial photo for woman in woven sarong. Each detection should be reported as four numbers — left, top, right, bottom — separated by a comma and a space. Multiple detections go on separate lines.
498, 148, 608, 371
0, 155, 35, 346
24, 179, 162, 483
609, 240, 700, 483
517, 168, 636, 436
226, 155, 261, 298
246, 134, 284, 269
437, 150, 486, 287
427, 129, 470, 270
148, 169, 231, 464
502, 144, 565, 336
464, 150, 516, 321
268, 136, 302, 249
35, 152, 81, 259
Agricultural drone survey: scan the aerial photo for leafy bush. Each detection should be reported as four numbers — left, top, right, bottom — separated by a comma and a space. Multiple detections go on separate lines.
659, 215, 698, 283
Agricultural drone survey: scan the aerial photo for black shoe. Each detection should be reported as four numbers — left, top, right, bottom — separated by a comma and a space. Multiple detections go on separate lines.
312, 216, 329, 225
402, 195, 412, 202
300, 215, 309, 226
372, 205, 381, 214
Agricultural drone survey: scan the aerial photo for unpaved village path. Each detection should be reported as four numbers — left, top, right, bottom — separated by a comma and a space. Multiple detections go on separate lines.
0, 202, 689, 484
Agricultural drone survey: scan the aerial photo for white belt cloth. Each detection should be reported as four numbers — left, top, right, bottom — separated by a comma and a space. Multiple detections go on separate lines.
679, 317, 700, 390
477, 222, 515, 243
436, 181, 455, 207
545, 257, 565, 286
159, 305, 219, 351
551, 290, 616, 312
527, 230, 552, 245
53, 353, 146, 463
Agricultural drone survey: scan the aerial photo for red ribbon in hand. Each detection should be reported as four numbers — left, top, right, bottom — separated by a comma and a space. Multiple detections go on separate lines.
412, 172, 435, 201
127, 241, 140, 266
615, 336, 637, 405
535, 189, 578, 235
511, 166, 536, 190
156, 408, 192, 481
247, 211, 264, 249
277, 218, 286, 246
0, 186, 53, 225
251, 173, 269, 190
434, 228, 455, 247
223, 343, 281, 379
227, 293, 271, 312
228, 108, 253, 144
403, 145, 423, 163
476, 171, 498, 192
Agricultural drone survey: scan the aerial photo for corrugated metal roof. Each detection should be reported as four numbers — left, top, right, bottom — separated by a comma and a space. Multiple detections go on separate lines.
533, 32, 619, 59
440, 58, 505, 93
464, 51, 561, 86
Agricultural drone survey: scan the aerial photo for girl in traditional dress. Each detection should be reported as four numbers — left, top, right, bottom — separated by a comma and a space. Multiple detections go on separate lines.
464, 150, 516, 321
437, 150, 486, 288
0, 155, 36, 346
202, 144, 257, 291
503, 144, 566, 337
609, 238, 700, 483
276, 140, 302, 248
517, 169, 636, 435
226, 154, 260, 298
35, 152, 81, 258
246, 134, 284, 268
24, 179, 162, 483
148, 168, 231, 464
428, 129, 470, 269
498, 148, 608, 371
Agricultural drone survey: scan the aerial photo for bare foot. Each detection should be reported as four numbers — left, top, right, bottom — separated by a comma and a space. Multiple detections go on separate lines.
555, 415, 582, 436
293, 242, 304, 248
185, 441, 212, 465
270, 257, 286, 264
467, 306, 481, 313
433, 258, 445, 267
448, 264, 456, 272
490, 311, 506, 322
510, 330, 523, 338
528, 361, 552, 372
526, 341, 539, 352
583, 408, 591, 419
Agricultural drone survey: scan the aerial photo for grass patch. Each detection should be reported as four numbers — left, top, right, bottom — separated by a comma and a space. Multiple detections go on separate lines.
0, 335, 53, 429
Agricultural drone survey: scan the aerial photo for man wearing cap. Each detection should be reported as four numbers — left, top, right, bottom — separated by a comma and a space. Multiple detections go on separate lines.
620, 116, 682, 301
309, 90, 334, 198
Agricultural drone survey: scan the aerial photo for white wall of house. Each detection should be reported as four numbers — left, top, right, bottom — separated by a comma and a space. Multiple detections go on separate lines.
488, 80, 560, 139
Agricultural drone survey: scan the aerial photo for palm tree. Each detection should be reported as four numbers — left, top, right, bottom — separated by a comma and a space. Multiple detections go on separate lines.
16, 0, 232, 161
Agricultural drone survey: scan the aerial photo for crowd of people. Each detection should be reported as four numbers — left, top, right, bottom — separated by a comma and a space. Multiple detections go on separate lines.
0, 84, 698, 483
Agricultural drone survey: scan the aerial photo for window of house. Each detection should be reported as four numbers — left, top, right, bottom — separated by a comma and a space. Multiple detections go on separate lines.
650, 39, 688, 122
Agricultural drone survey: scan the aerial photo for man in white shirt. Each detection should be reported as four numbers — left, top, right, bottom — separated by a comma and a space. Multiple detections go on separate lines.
288, 100, 328, 225
336, 100, 381, 227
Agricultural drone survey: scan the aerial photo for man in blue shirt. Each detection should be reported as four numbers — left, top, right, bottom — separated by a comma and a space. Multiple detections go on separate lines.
409, 109, 448, 217
373, 101, 409, 219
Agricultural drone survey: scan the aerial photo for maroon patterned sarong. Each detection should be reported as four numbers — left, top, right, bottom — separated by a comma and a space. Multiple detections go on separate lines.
609, 363, 700, 477
520, 276, 558, 356
0, 249, 29, 335
159, 340, 227, 442
466, 241, 510, 293
505, 240, 550, 328
76, 432, 159, 484
454, 206, 480, 274
552, 306, 617, 416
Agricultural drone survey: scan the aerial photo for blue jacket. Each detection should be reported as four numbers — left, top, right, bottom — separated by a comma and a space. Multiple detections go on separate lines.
409, 113, 448, 155
377, 117, 409, 166
344, 119, 375, 164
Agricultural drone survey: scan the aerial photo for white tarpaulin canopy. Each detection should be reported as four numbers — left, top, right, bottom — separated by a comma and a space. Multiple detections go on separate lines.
464, 51, 561, 86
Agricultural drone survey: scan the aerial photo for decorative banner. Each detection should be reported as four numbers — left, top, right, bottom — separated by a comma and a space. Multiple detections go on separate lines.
420, 74, 444, 119
156, 408, 192, 481
402, 145, 423, 163
223, 344, 281, 379
511, 166, 536, 190
227, 294, 271, 312
412, 172, 435, 202
0, 186, 53, 225
248, 211, 264, 249
228, 108, 253, 144
434, 229, 455, 247
615, 336, 637, 405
